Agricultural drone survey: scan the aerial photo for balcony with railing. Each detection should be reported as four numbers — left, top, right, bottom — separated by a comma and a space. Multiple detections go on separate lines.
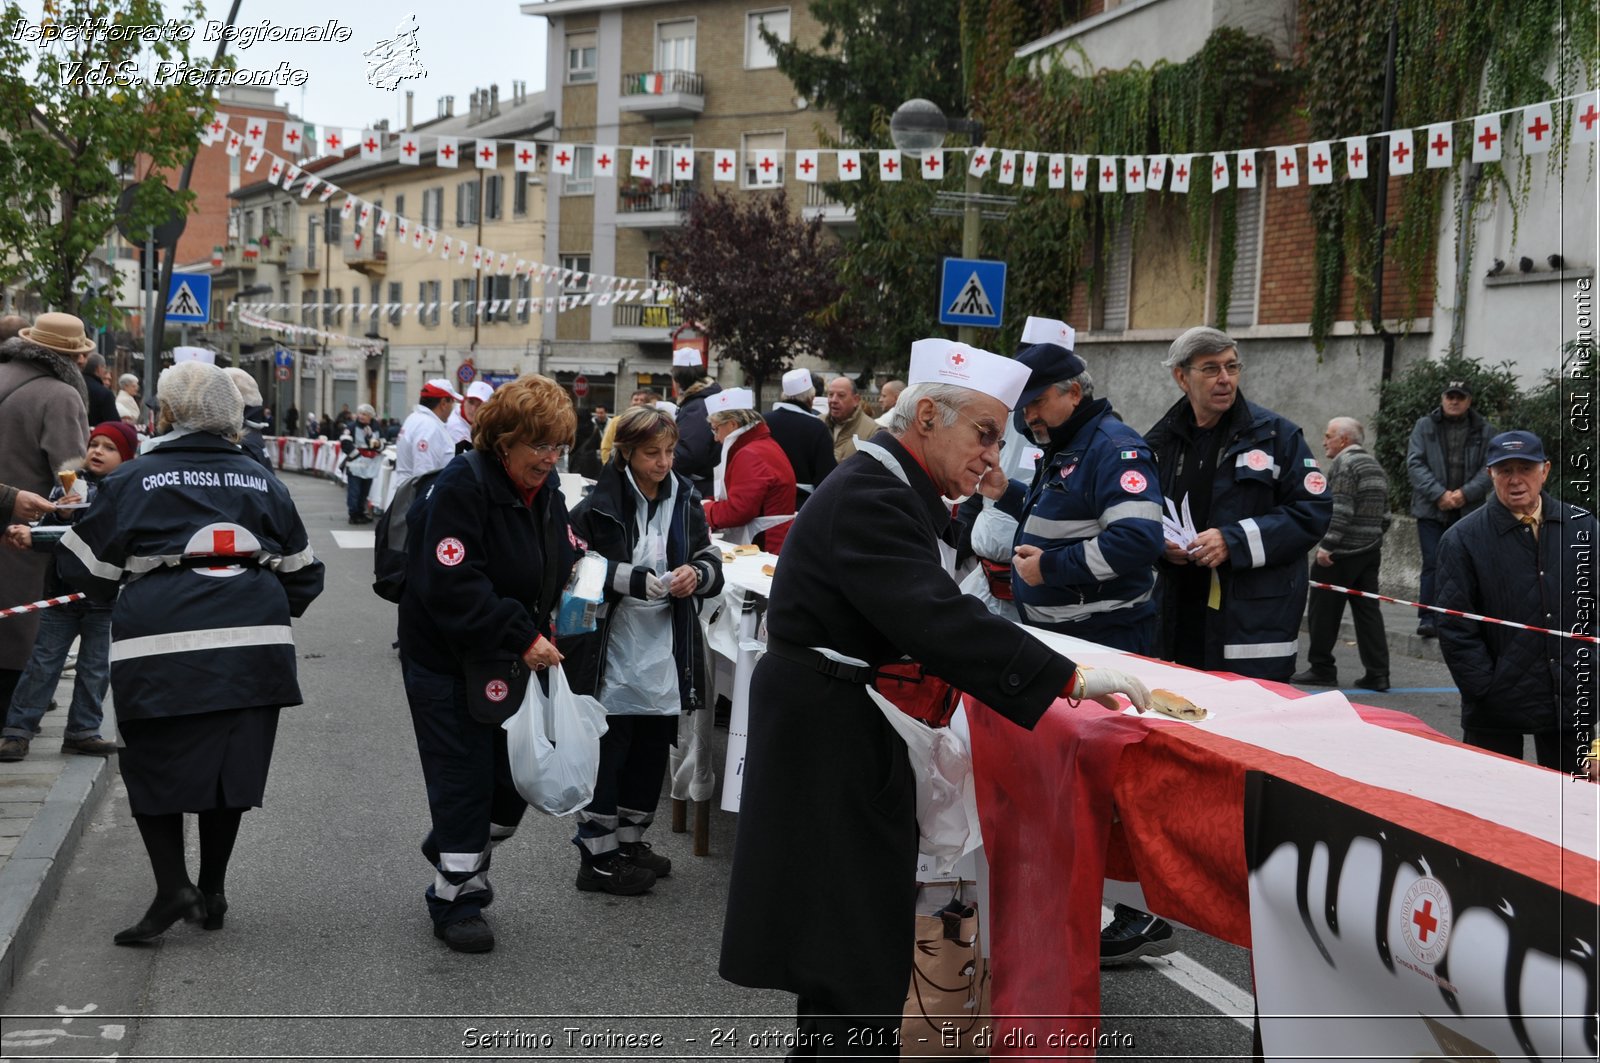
286, 243, 319, 274
618, 69, 704, 118
616, 181, 699, 229
801, 183, 856, 226
612, 298, 684, 340
342, 233, 387, 276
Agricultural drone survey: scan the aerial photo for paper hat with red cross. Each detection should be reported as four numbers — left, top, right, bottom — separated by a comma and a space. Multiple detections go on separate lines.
672, 347, 703, 367
705, 388, 754, 414
907, 339, 1031, 409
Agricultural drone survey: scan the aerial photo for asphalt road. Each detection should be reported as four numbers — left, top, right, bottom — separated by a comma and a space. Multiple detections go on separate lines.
0, 471, 1479, 1062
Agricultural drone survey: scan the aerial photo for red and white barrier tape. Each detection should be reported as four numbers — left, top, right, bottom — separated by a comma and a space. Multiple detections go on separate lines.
0, 593, 86, 619
1311, 581, 1599, 644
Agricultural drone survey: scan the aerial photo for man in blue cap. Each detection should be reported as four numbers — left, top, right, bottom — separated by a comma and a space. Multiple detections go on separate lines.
1435, 430, 1596, 778
976, 316, 1164, 653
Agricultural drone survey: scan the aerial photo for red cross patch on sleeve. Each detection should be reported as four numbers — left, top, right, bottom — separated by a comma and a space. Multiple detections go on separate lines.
1119, 470, 1148, 494
436, 537, 466, 566
1303, 471, 1328, 495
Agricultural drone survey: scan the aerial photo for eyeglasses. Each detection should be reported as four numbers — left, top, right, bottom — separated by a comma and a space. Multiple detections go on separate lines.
937, 400, 1004, 449
519, 441, 570, 459
1186, 360, 1244, 380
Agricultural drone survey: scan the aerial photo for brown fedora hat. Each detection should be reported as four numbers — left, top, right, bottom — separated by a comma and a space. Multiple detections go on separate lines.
20, 312, 96, 355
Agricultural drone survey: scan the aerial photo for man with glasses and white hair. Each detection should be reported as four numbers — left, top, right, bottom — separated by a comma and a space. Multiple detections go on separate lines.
721, 337, 1152, 1055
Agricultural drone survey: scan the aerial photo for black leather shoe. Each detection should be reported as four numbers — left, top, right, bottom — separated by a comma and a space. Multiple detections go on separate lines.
1352, 675, 1391, 692
202, 892, 228, 930
619, 841, 671, 878
576, 853, 656, 895
114, 886, 205, 945
434, 914, 494, 953
1290, 668, 1338, 687
1416, 624, 1437, 639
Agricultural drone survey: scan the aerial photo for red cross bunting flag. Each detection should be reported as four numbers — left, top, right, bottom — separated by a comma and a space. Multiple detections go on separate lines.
282, 163, 302, 190
1070, 154, 1089, 192
1124, 155, 1145, 193
224, 130, 242, 157
513, 141, 538, 173
424, 230, 437, 255
340, 194, 356, 220
672, 147, 696, 181
1470, 114, 1503, 162
398, 134, 421, 165
1521, 102, 1554, 154
436, 135, 459, 169
472, 245, 483, 270
795, 149, 818, 183
322, 128, 344, 154
300, 176, 320, 200
1209, 152, 1229, 191
282, 121, 306, 154
357, 203, 371, 229
878, 149, 902, 181
267, 158, 284, 186
1425, 122, 1454, 168
755, 149, 781, 184
319, 182, 337, 202
1235, 149, 1256, 188
360, 129, 381, 162
1577, 92, 1599, 144
439, 235, 452, 259
498, 253, 509, 274
630, 147, 652, 179
1097, 156, 1117, 193
1273, 145, 1299, 186
997, 150, 1017, 185
376, 210, 390, 237
475, 140, 498, 169
592, 147, 616, 178
244, 148, 263, 173
457, 240, 469, 264
1147, 154, 1168, 191
921, 149, 943, 180
549, 143, 574, 175
969, 146, 993, 178
394, 216, 407, 241
1021, 151, 1039, 188
1170, 154, 1194, 193
1048, 153, 1067, 189
412, 225, 424, 249
206, 111, 228, 144
835, 149, 861, 182
1307, 140, 1333, 185
1344, 136, 1370, 178
713, 148, 738, 182
1388, 127, 1415, 174
243, 120, 265, 150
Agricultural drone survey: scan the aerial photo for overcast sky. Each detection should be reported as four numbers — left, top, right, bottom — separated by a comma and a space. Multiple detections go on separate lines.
15, 0, 550, 133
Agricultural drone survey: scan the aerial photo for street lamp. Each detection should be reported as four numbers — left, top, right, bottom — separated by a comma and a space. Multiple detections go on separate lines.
891, 99, 986, 347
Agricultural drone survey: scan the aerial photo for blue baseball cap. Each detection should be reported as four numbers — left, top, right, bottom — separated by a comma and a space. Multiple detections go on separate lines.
1485, 430, 1548, 466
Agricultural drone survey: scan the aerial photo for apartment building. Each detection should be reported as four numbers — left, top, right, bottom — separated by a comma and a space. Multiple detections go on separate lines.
219, 85, 555, 420
525, 0, 848, 409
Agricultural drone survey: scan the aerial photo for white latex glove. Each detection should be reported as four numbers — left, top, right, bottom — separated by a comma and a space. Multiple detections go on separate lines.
1077, 666, 1152, 712
611, 563, 669, 601
642, 571, 669, 600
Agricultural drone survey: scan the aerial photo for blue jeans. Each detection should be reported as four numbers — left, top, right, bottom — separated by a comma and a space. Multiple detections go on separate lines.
4, 605, 113, 741
347, 474, 374, 519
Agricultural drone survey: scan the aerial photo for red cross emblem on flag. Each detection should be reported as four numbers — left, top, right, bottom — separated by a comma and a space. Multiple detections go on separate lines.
518, 147, 532, 164
441, 143, 456, 160
210, 119, 224, 135
484, 679, 510, 702
326, 132, 341, 150
1350, 145, 1365, 165
436, 537, 466, 567
286, 128, 299, 144
1312, 152, 1329, 174
249, 124, 262, 139
678, 155, 693, 172
403, 140, 417, 157
1527, 113, 1551, 141
718, 156, 734, 173
597, 153, 612, 169
799, 156, 814, 174
1582, 103, 1599, 132
364, 137, 378, 153
480, 146, 494, 162
840, 157, 856, 173
1392, 140, 1411, 165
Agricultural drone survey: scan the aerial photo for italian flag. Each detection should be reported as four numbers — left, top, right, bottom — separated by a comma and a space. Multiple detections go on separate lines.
639, 72, 664, 94
243, 239, 259, 260
1120, 449, 1138, 460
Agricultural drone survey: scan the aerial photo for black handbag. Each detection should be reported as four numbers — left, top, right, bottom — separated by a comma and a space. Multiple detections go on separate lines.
462, 651, 530, 724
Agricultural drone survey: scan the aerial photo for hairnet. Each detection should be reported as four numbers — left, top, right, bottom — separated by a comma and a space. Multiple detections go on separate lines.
158, 361, 245, 437
223, 366, 263, 406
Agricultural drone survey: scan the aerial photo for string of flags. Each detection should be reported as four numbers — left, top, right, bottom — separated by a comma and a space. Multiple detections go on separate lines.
237, 308, 385, 353
206, 90, 1595, 202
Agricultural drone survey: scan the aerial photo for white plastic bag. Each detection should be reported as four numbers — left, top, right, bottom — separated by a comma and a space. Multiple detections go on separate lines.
866, 687, 981, 873
503, 663, 610, 816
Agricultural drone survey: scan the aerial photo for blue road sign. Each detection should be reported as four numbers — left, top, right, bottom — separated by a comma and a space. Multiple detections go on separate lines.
165, 271, 211, 324
274, 347, 293, 368
938, 257, 1006, 329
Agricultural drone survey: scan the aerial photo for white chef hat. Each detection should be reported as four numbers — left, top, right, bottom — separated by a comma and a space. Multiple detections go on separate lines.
907, 338, 1032, 409
705, 388, 755, 414
1019, 316, 1076, 351
672, 347, 703, 367
465, 380, 495, 401
781, 367, 814, 397
654, 400, 679, 416
173, 346, 215, 365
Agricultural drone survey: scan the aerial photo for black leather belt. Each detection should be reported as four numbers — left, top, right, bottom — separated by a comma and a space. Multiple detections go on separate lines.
765, 637, 877, 685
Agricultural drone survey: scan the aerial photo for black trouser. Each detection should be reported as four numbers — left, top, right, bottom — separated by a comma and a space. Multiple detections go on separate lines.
1416, 518, 1450, 628
402, 659, 527, 926
1463, 727, 1586, 777
1305, 549, 1389, 679
574, 713, 675, 859
791, 995, 902, 1060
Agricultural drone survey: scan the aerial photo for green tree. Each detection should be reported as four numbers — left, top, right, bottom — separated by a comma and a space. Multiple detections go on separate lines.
0, 0, 218, 326
662, 189, 848, 404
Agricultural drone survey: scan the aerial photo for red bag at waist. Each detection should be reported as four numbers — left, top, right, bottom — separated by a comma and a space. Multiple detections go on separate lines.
873, 661, 960, 728
980, 559, 1013, 601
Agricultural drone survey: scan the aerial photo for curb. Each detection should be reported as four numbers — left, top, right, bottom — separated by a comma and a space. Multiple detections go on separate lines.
0, 754, 112, 993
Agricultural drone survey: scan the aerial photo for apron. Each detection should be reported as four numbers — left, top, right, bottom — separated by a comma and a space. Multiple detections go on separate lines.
712, 423, 794, 546
595, 469, 681, 716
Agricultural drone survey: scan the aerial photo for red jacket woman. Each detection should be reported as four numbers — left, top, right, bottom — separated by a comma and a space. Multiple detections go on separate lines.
702, 397, 797, 555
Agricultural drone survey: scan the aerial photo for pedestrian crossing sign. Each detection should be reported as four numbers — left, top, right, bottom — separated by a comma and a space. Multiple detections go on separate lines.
938, 257, 1006, 329
166, 271, 211, 323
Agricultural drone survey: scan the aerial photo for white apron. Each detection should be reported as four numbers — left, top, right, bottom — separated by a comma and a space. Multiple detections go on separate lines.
596, 469, 681, 716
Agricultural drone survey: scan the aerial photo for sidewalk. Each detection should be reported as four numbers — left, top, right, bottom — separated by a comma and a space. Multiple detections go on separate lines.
0, 672, 115, 992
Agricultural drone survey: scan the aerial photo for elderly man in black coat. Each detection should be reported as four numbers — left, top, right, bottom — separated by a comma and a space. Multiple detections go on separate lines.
764, 367, 836, 508
719, 338, 1151, 1056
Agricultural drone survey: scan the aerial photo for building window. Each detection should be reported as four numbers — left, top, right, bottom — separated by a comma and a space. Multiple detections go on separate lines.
301, 290, 317, 326
387, 282, 402, 326
484, 173, 503, 221
421, 187, 444, 229
745, 9, 790, 69
742, 130, 785, 187
561, 254, 591, 294
566, 32, 597, 83
656, 19, 696, 72
369, 281, 381, 334
483, 275, 512, 323
323, 287, 342, 327
455, 180, 479, 225
514, 172, 537, 216
419, 280, 441, 327
563, 145, 594, 197
516, 275, 533, 322
306, 214, 320, 270
452, 277, 477, 326
323, 204, 341, 245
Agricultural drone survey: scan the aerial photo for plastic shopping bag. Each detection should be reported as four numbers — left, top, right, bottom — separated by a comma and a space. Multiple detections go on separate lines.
555, 552, 608, 637
503, 663, 610, 816
866, 687, 980, 873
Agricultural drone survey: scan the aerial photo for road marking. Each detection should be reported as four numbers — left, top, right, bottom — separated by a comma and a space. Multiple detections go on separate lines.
1102, 905, 1254, 1027
1341, 687, 1457, 694
330, 530, 375, 549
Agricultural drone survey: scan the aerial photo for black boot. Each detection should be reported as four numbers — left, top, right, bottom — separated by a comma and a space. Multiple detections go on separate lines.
202, 892, 228, 930
114, 886, 205, 945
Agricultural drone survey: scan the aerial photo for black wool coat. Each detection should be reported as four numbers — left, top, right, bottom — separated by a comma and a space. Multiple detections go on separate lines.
719, 431, 1078, 1011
